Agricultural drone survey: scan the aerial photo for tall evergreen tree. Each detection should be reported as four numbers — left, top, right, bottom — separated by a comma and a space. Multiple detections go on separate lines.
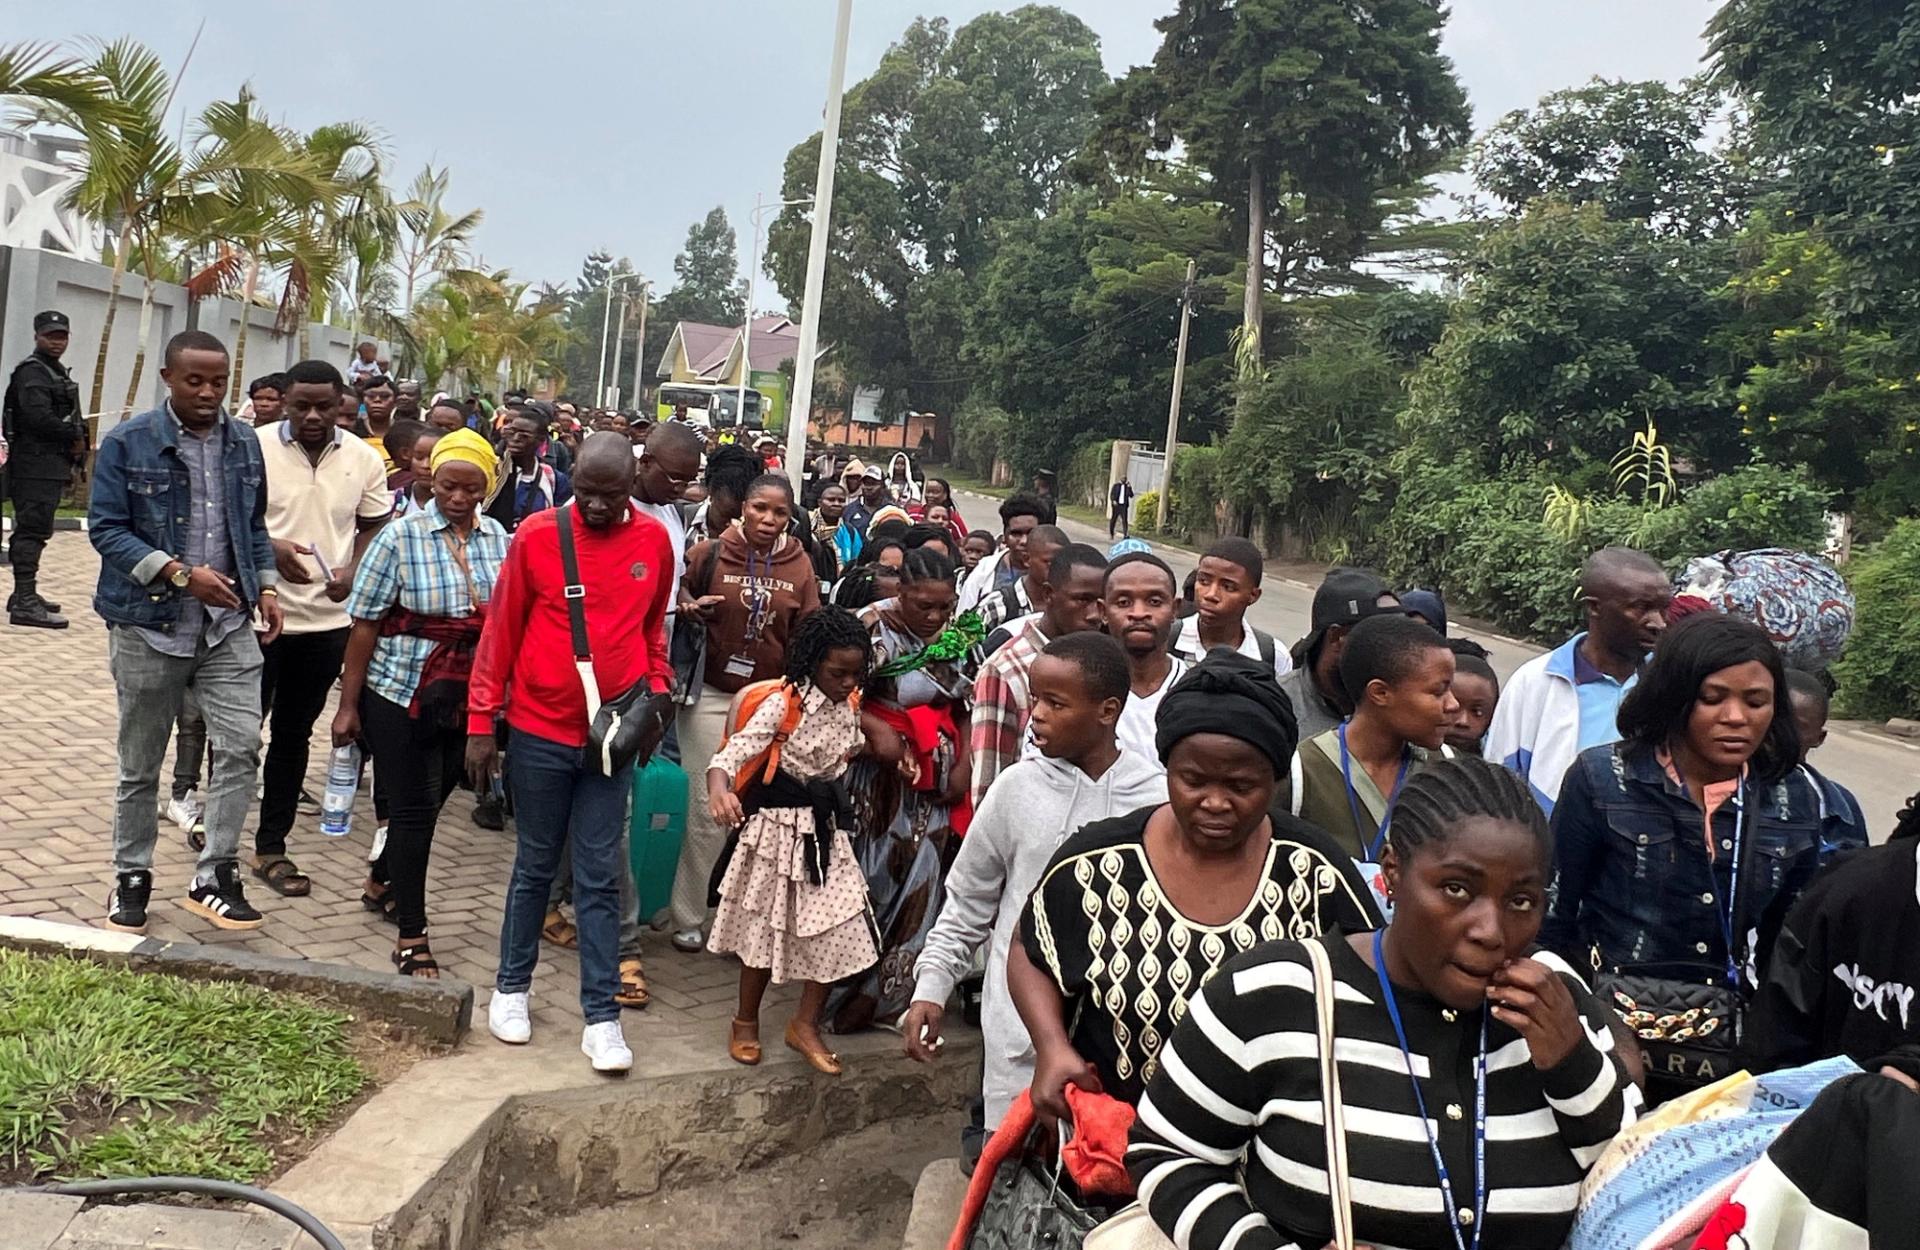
1088, 0, 1470, 422
671, 207, 746, 326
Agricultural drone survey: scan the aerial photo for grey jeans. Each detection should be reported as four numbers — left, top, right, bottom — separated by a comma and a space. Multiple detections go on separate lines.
109, 625, 263, 881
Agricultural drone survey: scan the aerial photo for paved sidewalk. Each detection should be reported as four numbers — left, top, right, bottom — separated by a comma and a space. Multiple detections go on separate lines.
0, 533, 792, 1043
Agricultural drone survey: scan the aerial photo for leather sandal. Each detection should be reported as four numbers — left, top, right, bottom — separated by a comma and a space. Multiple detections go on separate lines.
615, 956, 650, 1009
784, 1020, 843, 1076
728, 1018, 762, 1066
541, 908, 579, 949
251, 854, 311, 897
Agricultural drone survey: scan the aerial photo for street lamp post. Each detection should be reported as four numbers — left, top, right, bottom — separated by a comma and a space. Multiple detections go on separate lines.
783, 0, 854, 475
739, 192, 813, 437
631, 278, 653, 416
595, 271, 641, 408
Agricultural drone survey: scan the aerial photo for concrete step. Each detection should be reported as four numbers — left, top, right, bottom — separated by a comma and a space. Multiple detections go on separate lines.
902, 1157, 969, 1250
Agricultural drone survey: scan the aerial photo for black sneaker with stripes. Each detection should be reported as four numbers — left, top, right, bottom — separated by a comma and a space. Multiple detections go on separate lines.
183, 863, 265, 930
106, 870, 153, 933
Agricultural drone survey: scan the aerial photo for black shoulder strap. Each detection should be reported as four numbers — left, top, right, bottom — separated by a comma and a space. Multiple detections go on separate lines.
555, 503, 591, 663
1255, 627, 1277, 667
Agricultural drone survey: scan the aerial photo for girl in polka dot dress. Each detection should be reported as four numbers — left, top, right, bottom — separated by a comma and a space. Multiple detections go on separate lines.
706, 606, 883, 1075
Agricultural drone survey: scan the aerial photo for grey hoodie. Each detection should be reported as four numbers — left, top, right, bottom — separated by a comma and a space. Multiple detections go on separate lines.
912, 747, 1168, 1126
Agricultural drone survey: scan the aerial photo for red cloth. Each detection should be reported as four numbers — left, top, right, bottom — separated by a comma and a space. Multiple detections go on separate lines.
467, 506, 674, 745
867, 700, 974, 835
946, 1087, 1137, 1250
1690, 1201, 1747, 1249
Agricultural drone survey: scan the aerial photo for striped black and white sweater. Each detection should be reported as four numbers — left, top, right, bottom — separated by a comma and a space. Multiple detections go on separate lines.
1129, 935, 1640, 1250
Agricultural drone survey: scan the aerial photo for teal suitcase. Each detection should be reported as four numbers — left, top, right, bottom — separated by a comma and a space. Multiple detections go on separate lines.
630, 755, 689, 924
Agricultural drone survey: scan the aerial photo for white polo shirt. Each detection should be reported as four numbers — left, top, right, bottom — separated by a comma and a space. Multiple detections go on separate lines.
260, 421, 392, 634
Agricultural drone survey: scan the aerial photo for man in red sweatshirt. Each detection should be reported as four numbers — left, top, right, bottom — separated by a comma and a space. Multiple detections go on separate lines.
466, 434, 673, 1073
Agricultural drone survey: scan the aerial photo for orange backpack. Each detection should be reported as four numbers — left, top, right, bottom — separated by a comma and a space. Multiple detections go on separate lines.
720, 680, 861, 794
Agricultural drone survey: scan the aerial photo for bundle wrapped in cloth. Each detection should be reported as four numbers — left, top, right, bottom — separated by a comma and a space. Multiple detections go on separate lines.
1668, 548, 1853, 669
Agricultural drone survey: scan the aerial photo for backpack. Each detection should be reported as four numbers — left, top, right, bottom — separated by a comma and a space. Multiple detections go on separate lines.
720, 679, 862, 794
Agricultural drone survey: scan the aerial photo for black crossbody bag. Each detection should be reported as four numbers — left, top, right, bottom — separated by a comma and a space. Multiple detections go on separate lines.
1592, 783, 1759, 1091
555, 503, 672, 776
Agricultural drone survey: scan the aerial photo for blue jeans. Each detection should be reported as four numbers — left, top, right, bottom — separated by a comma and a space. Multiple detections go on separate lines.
496, 728, 627, 1024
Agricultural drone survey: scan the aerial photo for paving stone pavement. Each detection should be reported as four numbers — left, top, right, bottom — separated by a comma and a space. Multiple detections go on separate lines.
0, 533, 798, 1043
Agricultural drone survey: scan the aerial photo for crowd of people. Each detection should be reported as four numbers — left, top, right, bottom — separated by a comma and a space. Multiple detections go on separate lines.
8, 314, 1918, 1247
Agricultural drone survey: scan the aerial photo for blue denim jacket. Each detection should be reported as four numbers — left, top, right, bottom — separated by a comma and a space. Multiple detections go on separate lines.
87, 405, 277, 629
1540, 742, 1840, 982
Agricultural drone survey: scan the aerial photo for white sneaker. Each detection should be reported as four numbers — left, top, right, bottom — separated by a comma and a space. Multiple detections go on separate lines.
369, 824, 389, 863
581, 1020, 633, 1073
165, 792, 204, 833
488, 991, 532, 1045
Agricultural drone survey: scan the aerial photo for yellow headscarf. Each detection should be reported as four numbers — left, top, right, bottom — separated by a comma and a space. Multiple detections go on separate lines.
429, 428, 500, 496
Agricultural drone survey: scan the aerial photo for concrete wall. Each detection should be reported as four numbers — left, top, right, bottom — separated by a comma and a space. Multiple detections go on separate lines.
1, 244, 371, 435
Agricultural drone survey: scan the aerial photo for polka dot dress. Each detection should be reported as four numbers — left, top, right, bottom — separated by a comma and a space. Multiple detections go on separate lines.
705, 684, 879, 985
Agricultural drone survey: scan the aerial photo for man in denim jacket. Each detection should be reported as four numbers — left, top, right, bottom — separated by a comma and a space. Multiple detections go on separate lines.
88, 330, 284, 934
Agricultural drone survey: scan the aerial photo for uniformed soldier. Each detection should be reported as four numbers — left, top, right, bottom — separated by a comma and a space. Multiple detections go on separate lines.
3, 310, 86, 628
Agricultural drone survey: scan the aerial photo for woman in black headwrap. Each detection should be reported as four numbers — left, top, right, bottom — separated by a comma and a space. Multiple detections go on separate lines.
1006, 649, 1382, 1119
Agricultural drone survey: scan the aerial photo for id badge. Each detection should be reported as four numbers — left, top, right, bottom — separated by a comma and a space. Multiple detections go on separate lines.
723, 654, 756, 680
1354, 859, 1394, 923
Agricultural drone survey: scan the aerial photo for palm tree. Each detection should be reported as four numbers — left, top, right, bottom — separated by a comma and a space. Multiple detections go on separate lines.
58, 42, 327, 418
183, 87, 333, 405
395, 164, 483, 313
0, 41, 122, 122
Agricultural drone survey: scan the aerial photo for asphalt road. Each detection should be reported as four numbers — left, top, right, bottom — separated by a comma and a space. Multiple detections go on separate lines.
961, 490, 1917, 839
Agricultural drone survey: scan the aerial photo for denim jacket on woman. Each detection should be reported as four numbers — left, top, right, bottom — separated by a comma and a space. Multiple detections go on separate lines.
87, 404, 277, 629
1540, 741, 1850, 982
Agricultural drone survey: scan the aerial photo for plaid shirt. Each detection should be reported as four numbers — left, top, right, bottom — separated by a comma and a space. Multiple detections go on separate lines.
344, 501, 510, 708
967, 615, 1051, 807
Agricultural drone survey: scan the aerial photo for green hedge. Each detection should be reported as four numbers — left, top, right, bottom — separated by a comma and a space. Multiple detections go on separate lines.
1166, 445, 1226, 538
1061, 439, 1113, 510
1377, 462, 1832, 640
1831, 519, 1920, 721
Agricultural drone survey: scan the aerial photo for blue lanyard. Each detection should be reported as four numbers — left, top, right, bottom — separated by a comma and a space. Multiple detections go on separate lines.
1372, 929, 1486, 1250
1714, 785, 1748, 989
1338, 722, 1412, 862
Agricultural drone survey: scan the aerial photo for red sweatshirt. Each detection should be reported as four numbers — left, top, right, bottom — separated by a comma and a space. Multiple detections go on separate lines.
467, 505, 674, 747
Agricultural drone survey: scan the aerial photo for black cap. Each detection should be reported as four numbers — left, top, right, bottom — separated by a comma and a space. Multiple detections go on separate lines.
1295, 567, 1396, 661
33, 310, 70, 333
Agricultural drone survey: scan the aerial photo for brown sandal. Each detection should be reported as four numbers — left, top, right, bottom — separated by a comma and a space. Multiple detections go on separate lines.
615, 956, 650, 1009
784, 1020, 843, 1076
728, 1018, 762, 1066
541, 908, 578, 948
251, 854, 311, 897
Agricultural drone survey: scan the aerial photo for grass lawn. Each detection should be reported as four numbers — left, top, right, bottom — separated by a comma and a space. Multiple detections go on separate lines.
0, 948, 367, 1183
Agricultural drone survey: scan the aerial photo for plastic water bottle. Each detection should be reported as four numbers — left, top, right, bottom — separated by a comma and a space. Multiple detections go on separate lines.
320, 744, 360, 838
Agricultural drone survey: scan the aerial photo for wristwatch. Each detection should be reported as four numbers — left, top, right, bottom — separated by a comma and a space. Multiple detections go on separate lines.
169, 564, 191, 589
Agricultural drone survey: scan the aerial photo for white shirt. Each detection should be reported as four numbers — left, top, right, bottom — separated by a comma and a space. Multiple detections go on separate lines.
632, 497, 688, 631
1116, 656, 1190, 770
1171, 615, 1293, 679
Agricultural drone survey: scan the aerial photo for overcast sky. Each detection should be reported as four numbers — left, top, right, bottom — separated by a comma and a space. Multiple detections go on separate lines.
14, 1, 1719, 295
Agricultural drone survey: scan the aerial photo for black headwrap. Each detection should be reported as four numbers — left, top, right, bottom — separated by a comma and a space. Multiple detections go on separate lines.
1154, 646, 1300, 777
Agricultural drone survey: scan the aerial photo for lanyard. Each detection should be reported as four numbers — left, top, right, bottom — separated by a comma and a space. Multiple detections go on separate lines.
742, 546, 773, 644
1714, 785, 1748, 989
1372, 929, 1486, 1250
1338, 722, 1412, 862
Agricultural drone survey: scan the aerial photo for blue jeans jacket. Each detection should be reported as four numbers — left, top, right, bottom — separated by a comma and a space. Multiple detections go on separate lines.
1541, 742, 1845, 982
88, 405, 276, 628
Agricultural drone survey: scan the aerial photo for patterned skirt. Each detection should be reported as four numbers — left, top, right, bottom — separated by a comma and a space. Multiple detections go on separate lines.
706, 805, 878, 986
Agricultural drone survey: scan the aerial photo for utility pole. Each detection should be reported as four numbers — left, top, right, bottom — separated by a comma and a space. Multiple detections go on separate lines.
609, 296, 629, 409
740, 194, 813, 431
784, 0, 854, 473
1156, 258, 1197, 533
631, 280, 651, 417
594, 268, 617, 407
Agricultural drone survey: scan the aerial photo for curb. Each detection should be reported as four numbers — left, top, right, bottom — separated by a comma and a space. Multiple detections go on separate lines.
0, 517, 87, 531
0, 914, 472, 1044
